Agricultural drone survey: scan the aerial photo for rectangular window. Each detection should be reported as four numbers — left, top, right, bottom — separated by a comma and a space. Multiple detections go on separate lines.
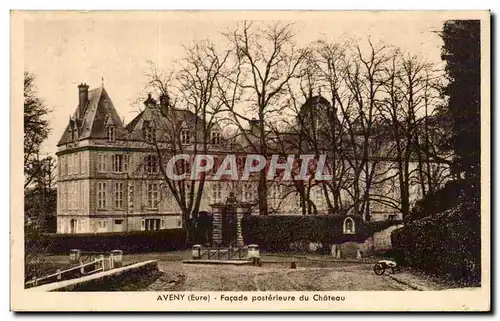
141, 219, 145, 231
147, 183, 159, 209
112, 154, 124, 173
68, 154, 73, 175
295, 193, 302, 208
145, 219, 161, 231
161, 219, 165, 229
181, 129, 190, 144
128, 183, 134, 210
97, 154, 107, 173
145, 155, 158, 174
70, 181, 76, 210
211, 131, 221, 144
63, 155, 68, 176
212, 183, 222, 203
107, 126, 116, 142
243, 183, 253, 202
98, 154, 107, 173
271, 184, 283, 208
60, 184, 65, 210
72, 154, 77, 175
115, 182, 124, 209
97, 182, 107, 209
68, 183, 72, 209
123, 154, 129, 173
77, 153, 81, 174
314, 186, 324, 206
58, 157, 62, 178
97, 219, 107, 230
79, 181, 83, 210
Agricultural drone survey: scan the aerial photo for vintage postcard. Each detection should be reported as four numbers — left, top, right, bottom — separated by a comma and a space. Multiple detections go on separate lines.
11, 10, 490, 312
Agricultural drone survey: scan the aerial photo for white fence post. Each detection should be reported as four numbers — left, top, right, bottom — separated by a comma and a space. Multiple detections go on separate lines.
99, 255, 105, 271
111, 250, 123, 267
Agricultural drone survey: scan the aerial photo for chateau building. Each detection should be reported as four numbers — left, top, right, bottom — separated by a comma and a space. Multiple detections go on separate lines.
56, 83, 448, 234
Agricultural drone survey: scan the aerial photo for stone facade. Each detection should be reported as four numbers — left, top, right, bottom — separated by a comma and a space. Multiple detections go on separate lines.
56, 83, 448, 234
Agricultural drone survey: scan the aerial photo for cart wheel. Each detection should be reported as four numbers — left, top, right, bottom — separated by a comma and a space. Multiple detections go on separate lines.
374, 263, 385, 275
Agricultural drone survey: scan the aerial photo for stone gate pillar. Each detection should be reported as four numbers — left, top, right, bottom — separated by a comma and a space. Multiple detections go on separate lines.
236, 208, 244, 247
211, 204, 224, 246
236, 203, 252, 247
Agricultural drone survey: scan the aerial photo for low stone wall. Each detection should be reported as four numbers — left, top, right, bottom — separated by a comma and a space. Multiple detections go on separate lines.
26, 260, 158, 292
360, 224, 404, 256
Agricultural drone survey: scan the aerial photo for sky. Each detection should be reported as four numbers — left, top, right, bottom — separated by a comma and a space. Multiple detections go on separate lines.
23, 11, 446, 158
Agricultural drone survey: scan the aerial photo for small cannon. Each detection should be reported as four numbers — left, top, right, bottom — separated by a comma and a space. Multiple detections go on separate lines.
373, 260, 401, 275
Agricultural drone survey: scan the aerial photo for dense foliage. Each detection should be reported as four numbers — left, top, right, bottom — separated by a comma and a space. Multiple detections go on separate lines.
24, 72, 51, 189
440, 20, 481, 190
241, 215, 400, 251
391, 202, 480, 285
409, 179, 467, 221
43, 229, 186, 254
391, 20, 482, 285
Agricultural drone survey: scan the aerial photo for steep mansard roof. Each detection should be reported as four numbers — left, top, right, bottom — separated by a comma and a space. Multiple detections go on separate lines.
57, 87, 126, 146
125, 104, 209, 142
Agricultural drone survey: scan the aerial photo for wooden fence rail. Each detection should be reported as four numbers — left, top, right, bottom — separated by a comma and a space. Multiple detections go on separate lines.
25, 255, 114, 288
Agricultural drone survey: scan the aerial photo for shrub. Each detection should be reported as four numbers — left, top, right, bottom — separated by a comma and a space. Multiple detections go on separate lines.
409, 179, 473, 221
25, 218, 54, 281
242, 215, 377, 251
43, 229, 186, 254
391, 201, 480, 285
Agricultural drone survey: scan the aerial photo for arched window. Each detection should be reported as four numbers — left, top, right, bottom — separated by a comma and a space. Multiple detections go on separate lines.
343, 217, 355, 234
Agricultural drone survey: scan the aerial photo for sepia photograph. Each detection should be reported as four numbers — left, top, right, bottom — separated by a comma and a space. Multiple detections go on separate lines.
10, 10, 490, 311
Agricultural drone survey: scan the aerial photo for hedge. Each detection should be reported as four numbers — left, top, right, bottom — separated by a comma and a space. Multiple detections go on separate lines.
242, 215, 384, 251
42, 229, 186, 254
391, 201, 481, 285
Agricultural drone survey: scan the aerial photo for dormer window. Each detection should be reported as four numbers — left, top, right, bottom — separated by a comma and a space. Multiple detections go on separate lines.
181, 129, 191, 145
145, 126, 156, 143
69, 118, 77, 142
343, 217, 355, 234
211, 131, 221, 144
107, 126, 116, 142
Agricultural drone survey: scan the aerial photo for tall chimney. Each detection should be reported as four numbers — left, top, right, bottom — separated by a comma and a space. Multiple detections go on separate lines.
78, 83, 89, 114
143, 93, 157, 109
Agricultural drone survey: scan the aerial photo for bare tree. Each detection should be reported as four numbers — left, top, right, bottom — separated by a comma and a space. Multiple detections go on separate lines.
221, 21, 310, 215
377, 51, 449, 219
136, 41, 230, 243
